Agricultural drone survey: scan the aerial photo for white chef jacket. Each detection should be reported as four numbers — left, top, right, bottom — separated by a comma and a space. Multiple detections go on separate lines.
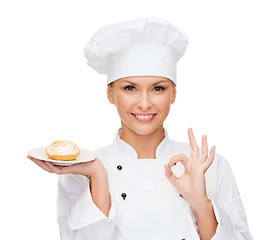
57, 128, 253, 240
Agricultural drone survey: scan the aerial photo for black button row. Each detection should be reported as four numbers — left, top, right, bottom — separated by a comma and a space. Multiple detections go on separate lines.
117, 165, 126, 200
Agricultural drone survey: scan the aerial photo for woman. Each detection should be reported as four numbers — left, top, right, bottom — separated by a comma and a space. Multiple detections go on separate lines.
28, 17, 253, 240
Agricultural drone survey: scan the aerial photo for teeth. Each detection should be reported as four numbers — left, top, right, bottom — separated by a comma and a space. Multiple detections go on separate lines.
135, 114, 154, 119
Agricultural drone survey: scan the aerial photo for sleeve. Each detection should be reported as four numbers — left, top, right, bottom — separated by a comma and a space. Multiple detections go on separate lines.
188, 159, 253, 240
210, 160, 254, 240
57, 174, 117, 240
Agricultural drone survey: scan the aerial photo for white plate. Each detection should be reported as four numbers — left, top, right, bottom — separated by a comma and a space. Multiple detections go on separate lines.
28, 147, 96, 166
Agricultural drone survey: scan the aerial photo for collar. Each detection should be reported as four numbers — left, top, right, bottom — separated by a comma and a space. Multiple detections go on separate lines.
112, 128, 170, 160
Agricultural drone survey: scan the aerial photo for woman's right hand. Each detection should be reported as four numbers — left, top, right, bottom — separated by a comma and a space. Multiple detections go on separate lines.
28, 155, 111, 216
27, 155, 108, 180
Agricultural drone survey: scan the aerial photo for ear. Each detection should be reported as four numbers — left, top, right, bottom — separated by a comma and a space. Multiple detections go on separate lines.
107, 84, 114, 104
171, 86, 176, 104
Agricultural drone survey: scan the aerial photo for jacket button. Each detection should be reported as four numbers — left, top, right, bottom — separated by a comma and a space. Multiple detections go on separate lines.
121, 193, 127, 200
117, 165, 122, 170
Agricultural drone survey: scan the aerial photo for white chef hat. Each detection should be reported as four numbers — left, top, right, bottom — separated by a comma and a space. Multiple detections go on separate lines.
83, 17, 189, 85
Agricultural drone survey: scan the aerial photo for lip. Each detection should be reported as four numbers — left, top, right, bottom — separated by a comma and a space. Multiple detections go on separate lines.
131, 113, 157, 122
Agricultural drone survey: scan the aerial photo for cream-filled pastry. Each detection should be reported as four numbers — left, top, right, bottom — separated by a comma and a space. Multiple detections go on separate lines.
45, 140, 80, 161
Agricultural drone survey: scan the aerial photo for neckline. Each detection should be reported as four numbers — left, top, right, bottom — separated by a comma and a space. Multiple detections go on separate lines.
113, 127, 170, 160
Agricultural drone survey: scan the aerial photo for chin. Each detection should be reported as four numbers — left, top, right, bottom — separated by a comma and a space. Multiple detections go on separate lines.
125, 122, 163, 136
132, 128, 155, 136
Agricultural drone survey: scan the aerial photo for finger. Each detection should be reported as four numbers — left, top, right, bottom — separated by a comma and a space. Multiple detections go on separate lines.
168, 154, 190, 170
52, 162, 86, 175
27, 155, 39, 161
203, 146, 216, 171
201, 135, 208, 162
42, 161, 78, 175
28, 155, 72, 175
31, 159, 52, 172
43, 161, 66, 174
164, 164, 178, 185
53, 164, 73, 175
188, 128, 199, 158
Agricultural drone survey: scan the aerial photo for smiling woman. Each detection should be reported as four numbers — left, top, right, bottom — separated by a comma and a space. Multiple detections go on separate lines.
107, 76, 176, 144
28, 17, 253, 240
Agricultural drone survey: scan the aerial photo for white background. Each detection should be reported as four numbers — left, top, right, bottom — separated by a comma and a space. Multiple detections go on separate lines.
0, 0, 271, 239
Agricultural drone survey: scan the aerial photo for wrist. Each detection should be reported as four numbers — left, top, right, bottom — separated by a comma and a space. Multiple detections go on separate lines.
191, 197, 218, 239
89, 168, 111, 217
87, 159, 108, 180
190, 196, 212, 217
90, 171, 108, 183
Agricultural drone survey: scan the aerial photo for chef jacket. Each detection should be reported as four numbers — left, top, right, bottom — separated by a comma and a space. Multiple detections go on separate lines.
57, 128, 253, 240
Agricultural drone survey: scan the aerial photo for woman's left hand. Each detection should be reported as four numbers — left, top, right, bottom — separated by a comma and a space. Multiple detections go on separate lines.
164, 128, 216, 211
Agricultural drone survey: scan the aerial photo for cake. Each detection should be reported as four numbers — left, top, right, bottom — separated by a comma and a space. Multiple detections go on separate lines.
45, 140, 81, 161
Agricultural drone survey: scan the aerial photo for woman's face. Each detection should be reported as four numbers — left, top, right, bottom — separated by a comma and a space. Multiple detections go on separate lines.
107, 76, 176, 136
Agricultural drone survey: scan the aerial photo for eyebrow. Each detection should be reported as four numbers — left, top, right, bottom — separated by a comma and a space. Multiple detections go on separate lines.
122, 80, 167, 85
152, 80, 168, 85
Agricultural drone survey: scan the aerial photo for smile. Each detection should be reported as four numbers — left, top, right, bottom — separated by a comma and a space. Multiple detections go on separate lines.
131, 113, 157, 122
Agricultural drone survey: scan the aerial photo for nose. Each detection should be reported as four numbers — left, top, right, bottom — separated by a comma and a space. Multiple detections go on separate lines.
137, 92, 152, 110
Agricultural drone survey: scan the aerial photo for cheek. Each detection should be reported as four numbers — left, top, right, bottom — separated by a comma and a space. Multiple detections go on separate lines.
154, 95, 172, 113
114, 93, 135, 113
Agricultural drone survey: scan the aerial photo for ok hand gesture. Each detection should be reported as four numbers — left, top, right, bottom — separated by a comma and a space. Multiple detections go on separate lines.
164, 128, 216, 210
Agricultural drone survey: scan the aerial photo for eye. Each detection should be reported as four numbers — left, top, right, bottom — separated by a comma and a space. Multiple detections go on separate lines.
124, 85, 136, 91
153, 86, 165, 92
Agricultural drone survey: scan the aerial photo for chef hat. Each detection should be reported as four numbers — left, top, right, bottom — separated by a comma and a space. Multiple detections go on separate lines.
83, 17, 189, 85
